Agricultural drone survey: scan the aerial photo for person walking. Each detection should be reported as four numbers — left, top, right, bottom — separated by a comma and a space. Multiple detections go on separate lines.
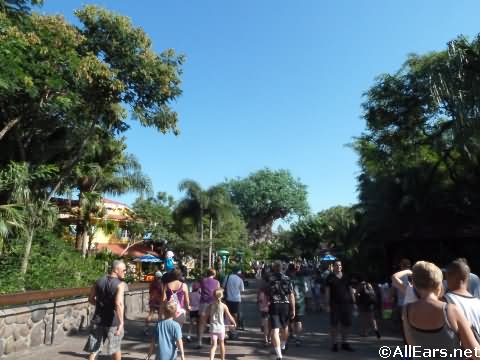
197, 268, 220, 349
444, 259, 480, 339
266, 261, 295, 360
325, 260, 355, 352
222, 266, 244, 338
162, 269, 190, 326
84, 260, 128, 360
290, 264, 307, 347
257, 282, 271, 346
356, 280, 381, 338
208, 288, 237, 360
187, 282, 201, 343
144, 270, 163, 335
403, 261, 480, 359
146, 301, 185, 360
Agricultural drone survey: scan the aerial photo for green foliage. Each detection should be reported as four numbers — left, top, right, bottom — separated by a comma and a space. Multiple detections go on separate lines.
351, 33, 480, 274
0, 231, 107, 293
132, 192, 176, 242
226, 168, 309, 243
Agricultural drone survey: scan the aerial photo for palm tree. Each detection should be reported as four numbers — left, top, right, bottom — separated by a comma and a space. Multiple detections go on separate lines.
0, 203, 24, 255
176, 180, 207, 272
73, 139, 152, 256
205, 185, 237, 268
176, 181, 238, 271
0, 162, 57, 276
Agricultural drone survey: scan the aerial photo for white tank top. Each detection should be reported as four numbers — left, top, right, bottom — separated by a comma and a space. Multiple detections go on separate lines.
444, 291, 480, 337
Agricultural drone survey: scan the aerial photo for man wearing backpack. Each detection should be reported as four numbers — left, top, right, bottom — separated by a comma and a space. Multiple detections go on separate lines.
266, 261, 295, 360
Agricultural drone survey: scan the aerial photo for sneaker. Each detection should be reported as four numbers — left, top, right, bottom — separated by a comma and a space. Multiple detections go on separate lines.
281, 342, 288, 352
143, 328, 150, 336
341, 343, 355, 352
331, 343, 339, 352
375, 330, 381, 339
295, 339, 301, 347
186, 336, 192, 343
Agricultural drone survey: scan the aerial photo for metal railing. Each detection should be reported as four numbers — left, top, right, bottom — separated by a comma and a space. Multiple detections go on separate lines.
0, 283, 150, 346
0, 282, 149, 307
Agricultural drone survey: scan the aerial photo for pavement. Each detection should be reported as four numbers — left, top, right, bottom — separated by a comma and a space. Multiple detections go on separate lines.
3, 281, 403, 359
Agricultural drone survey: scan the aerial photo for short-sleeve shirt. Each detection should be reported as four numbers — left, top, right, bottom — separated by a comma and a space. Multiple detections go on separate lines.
200, 277, 220, 304
267, 272, 294, 304
155, 319, 182, 360
326, 273, 353, 304
223, 274, 244, 302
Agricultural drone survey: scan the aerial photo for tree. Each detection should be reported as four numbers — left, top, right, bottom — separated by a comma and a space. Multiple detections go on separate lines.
175, 180, 207, 270
131, 192, 178, 250
226, 168, 309, 243
175, 181, 241, 270
0, 3, 184, 266
72, 138, 152, 255
1, 4, 184, 200
0, 203, 24, 255
352, 33, 480, 271
0, 162, 57, 278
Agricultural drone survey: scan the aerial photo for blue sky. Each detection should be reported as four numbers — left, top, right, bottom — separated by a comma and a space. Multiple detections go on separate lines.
41, 1, 480, 213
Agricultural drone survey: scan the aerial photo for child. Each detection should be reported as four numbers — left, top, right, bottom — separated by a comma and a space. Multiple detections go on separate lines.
147, 301, 185, 360
187, 282, 201, 342
356, 280, 380, 339
257, 284, 270, 346
208, 288, 236, 360
144, 271, 163, 335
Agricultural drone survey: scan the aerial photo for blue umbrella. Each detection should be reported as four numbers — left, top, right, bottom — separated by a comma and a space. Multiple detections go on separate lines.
321, 254, 336, 261
134, 254, 162, 263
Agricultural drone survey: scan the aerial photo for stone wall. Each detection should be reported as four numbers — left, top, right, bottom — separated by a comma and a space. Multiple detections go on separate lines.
0, 288, 148, 358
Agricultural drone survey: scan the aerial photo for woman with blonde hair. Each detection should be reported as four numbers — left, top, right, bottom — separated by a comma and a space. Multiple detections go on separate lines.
403, 261, 480, 359
208, 288, 236, 360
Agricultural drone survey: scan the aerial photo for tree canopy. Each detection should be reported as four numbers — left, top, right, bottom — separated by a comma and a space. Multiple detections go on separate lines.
226, 168, 309, 243
352, 34, 480, 273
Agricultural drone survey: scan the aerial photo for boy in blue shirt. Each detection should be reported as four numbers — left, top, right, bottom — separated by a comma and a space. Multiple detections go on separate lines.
147, 302, 185, 360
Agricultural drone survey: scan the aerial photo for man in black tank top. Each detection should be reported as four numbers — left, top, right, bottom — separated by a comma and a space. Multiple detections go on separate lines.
84, 260, 128, 360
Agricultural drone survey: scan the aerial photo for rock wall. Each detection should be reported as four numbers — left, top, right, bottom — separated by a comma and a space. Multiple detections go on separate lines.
0, 288, 148, 358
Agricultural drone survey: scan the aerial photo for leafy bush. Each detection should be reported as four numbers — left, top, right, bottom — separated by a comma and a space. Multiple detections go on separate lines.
0, 231, 110, 294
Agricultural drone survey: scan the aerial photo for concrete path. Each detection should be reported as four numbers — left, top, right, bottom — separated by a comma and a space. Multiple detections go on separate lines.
3, 281, 403, 359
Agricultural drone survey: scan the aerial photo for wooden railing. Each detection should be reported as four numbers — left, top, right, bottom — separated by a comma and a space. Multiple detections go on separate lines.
0, 282, 149, 307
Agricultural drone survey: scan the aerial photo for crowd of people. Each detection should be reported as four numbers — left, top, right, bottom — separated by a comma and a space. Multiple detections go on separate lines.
83, 256, 480, 360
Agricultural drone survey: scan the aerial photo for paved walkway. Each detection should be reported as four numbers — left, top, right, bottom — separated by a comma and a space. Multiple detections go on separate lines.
4, 281, 403, 359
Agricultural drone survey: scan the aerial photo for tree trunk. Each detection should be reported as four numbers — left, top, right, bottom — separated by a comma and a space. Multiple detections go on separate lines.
75, 222, 85, 250
75, 191, 87, 251
0, 117, 20, 141
208, 216, 213, 268
81, 230, 89, 258
20, 229, 34, 275
247, 217, 274, 244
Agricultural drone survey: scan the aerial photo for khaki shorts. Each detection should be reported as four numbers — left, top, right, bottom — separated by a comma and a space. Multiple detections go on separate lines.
199, 302, 211, 316
84, 324, 123, 355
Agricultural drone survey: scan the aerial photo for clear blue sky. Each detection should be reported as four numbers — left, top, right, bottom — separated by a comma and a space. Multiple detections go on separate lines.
41, 1, 480, 213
